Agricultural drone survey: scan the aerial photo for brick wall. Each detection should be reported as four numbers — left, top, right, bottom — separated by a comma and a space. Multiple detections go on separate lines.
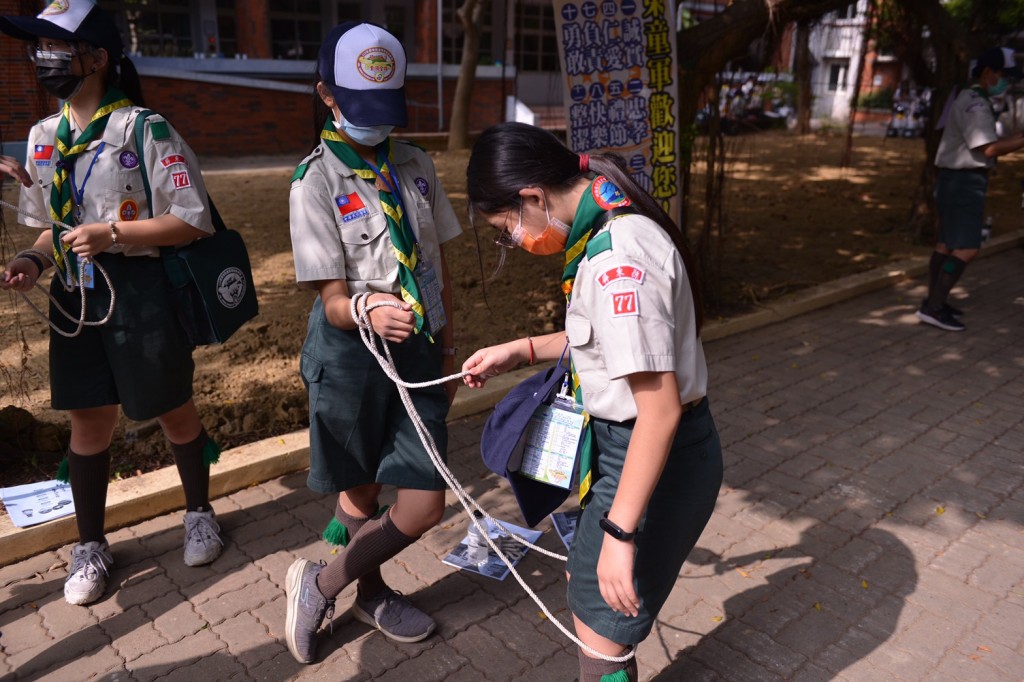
144, 76, 505, 158
1, 0, 55, 143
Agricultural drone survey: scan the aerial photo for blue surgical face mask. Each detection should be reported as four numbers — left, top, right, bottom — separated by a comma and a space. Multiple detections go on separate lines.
332, 108, 393, 147
987, 77, 1009, 97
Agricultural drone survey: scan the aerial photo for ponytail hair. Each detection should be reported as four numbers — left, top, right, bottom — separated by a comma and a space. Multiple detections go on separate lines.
114, 54, 145, 106
467, 122, 703, 333
310, 68, 332, 153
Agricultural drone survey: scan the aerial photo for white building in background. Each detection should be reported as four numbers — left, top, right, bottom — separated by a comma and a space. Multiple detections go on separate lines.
807, 0, 870, 124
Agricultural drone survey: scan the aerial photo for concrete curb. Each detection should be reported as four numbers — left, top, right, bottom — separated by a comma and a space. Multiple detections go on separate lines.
2, 229, 1021, 566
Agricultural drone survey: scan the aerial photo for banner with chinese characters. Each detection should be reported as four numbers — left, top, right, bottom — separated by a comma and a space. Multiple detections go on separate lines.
553, 0, 680, 219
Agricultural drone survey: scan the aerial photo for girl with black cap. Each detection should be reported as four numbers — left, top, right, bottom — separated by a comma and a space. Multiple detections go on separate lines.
283, 21, 461, 664
0, 0, 223, 606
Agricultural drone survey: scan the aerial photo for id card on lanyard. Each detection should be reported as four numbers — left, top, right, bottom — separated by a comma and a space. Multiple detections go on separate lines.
67, 261, 95, 289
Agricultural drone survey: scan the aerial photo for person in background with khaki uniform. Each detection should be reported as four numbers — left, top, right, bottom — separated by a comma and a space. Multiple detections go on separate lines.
284, 21, 460, 665
919, 46, 1024, 332
0, 0, 223, 607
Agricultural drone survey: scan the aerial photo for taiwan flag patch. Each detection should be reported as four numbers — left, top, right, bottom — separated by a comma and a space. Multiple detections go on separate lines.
33, 145, 54, 167
335, 193, 369, 222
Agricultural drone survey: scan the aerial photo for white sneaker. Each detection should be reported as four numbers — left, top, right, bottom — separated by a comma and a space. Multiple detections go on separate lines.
183, 507, 224, 566
64, 541, 113, 606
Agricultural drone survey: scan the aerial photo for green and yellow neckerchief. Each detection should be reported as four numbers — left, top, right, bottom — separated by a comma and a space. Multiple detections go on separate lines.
320, 123, 430, 339
49, 88, 133, 281
561, 176, 632, 504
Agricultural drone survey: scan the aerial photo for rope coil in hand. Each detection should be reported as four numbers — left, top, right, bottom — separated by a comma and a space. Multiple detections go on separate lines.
350, 292, 634, 663
1, 199, 116, 337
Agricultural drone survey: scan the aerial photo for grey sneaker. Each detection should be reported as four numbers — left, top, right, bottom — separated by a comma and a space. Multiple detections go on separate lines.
285, 559, 334, 664
352, 587, 436, 643
183, 508, 224, 566
64, 541, 113, 606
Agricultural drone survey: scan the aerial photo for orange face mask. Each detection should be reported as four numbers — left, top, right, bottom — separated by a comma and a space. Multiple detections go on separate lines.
509, 197, 571, 256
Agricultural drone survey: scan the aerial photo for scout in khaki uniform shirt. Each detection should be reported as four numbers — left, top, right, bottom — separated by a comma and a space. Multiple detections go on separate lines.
284, 22, 461, 665
918, 46, 1024, 332
0, 0, 224, 607
459, 122, 723, 682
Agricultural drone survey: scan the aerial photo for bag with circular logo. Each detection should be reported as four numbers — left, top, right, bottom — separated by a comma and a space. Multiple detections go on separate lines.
133, 110, 259, 346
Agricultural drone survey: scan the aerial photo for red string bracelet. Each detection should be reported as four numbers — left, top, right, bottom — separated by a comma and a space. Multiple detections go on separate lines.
527, 336, 535, 365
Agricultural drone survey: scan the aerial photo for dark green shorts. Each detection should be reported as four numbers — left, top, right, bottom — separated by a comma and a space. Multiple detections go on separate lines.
935, 167, 988, 250
49, 252, 194, 421
566, 398, 722, 644
301, 296, 449, 494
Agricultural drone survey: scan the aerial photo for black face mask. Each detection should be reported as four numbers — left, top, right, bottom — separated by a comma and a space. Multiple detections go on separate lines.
34, 52, 84, 100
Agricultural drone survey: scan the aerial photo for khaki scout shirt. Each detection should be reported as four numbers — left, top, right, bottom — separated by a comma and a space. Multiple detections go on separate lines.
289, 141, 461, 294
20, 107, 214, 257
565, 214, 707, 423
935, 88, 999, 170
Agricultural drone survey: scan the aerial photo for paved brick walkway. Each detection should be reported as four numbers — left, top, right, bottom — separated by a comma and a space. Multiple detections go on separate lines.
2, 248, 1023, 681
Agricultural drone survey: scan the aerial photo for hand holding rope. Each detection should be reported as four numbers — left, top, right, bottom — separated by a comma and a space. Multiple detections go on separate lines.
349, 291, 635, 664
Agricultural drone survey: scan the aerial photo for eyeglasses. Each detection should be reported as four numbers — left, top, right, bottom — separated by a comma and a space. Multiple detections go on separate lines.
27, 45, 78, 64
493, 206, 519, 250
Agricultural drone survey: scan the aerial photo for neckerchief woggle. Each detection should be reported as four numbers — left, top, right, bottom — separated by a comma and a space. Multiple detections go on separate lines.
320, 122, 431, 340
50, 88, 133, 282
561, 176, 631, 505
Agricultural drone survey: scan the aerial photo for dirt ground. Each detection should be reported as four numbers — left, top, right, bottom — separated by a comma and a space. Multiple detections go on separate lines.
2, 131, 1023, 490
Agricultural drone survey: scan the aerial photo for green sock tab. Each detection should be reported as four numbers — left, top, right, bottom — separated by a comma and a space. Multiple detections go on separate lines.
56, 456, 69, 483
322, 517, 350, 546
202, 438, 221, 466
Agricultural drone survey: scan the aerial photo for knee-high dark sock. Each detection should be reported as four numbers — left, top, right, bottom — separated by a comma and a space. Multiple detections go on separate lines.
927, 251, 947, 301
578, 647, 638, 682
326, 502, 387, 597
926, 255, 967, 311
170, 428, 213, 512
68, 448, 111, 544
316, 509, 416, 599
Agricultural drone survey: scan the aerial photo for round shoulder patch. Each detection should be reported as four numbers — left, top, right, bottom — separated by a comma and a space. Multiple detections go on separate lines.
591, 176, 631, 210
357, 48, 397, 83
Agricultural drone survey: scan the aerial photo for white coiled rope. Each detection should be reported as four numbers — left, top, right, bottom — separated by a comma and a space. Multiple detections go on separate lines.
1, 199, 116, 337
350, 292, 634, 664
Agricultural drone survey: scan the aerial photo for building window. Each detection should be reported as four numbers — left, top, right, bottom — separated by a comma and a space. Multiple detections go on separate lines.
515, 0, 558, 72
836, 3, 857, 20
828, 61, 848, 91
101, 0, 194, 57
441, 0, 497, 66
216, 0, 237, 57
270, 0, 322, 59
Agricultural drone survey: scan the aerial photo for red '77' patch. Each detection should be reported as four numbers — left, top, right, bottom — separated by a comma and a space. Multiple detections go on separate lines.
172, 170, 191, 190
611, 290, 639, 317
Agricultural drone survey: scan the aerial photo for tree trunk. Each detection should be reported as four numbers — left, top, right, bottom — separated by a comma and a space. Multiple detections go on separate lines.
841, 0, 875, 168
794, 19, 813, 135
447, 0, 484, 150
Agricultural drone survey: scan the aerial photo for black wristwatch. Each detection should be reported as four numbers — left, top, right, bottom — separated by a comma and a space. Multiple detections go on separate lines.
599, 512, 636, 542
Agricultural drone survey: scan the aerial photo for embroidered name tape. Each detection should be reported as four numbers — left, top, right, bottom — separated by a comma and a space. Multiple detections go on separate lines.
597, 265, 645, 289
161, 154, 187, 168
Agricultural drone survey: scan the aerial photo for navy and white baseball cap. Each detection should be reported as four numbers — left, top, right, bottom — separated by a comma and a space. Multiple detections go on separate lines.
0, 0, 123, 57
972, 46, 1022, 80
318, 22, 408, 128
480, 363, 576, 528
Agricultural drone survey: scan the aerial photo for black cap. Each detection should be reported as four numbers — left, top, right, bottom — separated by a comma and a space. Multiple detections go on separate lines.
973, 47, 1022, 80
0, 0, 123, 58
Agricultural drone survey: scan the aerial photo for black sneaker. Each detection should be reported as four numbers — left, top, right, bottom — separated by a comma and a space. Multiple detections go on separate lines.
285, 559, 335, 664
921, 299, 963, 317
916, 306, 965, 331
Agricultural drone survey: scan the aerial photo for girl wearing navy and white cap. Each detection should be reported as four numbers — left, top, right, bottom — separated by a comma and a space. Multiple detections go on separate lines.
284, 22, 461, 664
0, 0, 224, 606
460, 122, 723, 682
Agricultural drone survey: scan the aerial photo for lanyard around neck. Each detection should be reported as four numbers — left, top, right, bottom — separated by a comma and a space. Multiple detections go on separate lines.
69, 140, 106, 215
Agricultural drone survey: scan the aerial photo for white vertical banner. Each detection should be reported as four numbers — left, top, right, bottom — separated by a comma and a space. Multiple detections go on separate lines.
553, 0, 680, 219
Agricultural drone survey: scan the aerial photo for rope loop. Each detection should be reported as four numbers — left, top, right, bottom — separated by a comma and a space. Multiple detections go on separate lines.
349, 291, 634, 664
2, 199, 116, 337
